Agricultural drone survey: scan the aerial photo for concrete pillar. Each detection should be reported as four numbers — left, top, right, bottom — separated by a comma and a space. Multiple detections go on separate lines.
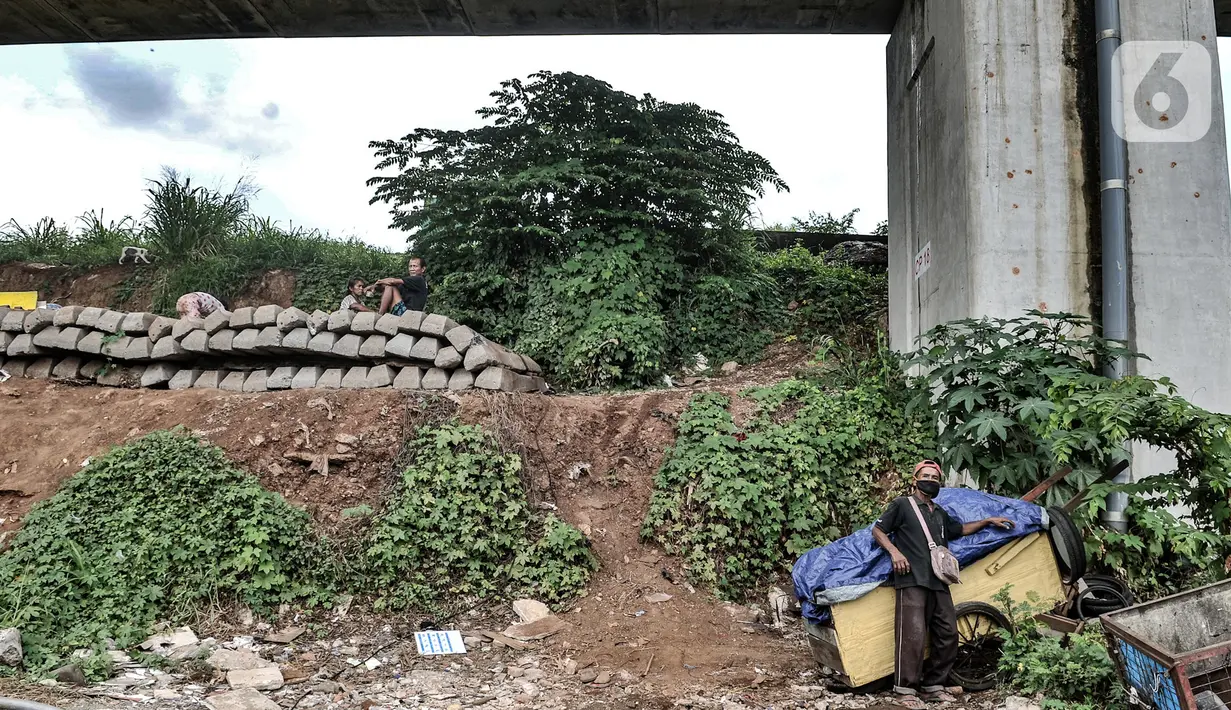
1119, 1, 1231, 473
888, 0, 1094, 353
887, 0, 1231, 482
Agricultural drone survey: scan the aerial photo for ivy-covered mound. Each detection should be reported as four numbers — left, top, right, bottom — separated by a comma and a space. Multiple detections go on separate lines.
0, 431, 326, 675
641, 355, 935, 600
365, 423, 597, 610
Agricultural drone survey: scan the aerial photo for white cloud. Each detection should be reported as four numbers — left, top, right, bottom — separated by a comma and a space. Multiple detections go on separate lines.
1, 35, 891, 250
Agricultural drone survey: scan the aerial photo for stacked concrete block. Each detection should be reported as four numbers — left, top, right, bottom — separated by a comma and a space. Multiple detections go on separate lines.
75, 307, 105, 329
121, 312, 156, 335
350, 312, 378, 335
181, 330, 212, 355
169, 369, 203, 390
253, 305, 282, 328
194, 370, 226, 389
366, 364, 396, 388
448, 368, 475, 391
268, 366, 298, 390
3, 359, 29, 377
434, 346, 462, 369
291, 367, 324, 389
203, 310, 232, 335
333, 334, 363, 359
340, 367, 369, 388
386, 334, 416, 359
4, 304, 548, 394
141, 363, 179, 388
26, 358, 57, 379
277, 308, 309, 332
281, 328, 312, 352
409, 337, 440, 363
422, 368, 449, 390
31, 326, 64, 349
419, 313, 458, 337
308, 310, 330, 334
52, 306, 84, 327
95, 310, 126, 334
243, 369, 272, 393
53, 357, 85, 379
172, 318, 204, 340
359, 335, 387, 359
0, 311, 26, 332
229, 307, 256, 330
148, 316, 177, 341
393, 366, 422, 390
375, 314, 401, 336
56, 327, 88, 351
219, 371, 248, 392
23, 309, 57, 334
327, 309, 354, 333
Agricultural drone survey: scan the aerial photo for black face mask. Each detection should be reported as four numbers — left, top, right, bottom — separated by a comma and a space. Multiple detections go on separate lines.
917, 480, 941, 498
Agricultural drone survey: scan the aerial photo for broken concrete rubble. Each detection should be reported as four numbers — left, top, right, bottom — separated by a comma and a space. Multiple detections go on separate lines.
0, 627, 22, 666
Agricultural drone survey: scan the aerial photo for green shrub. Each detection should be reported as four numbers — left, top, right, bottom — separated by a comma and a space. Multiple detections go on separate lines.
641, 354, 934, 599
908, 311, 1231, 598
0, 431, 328, 676
760, 244, 887, 349
365, 423, 597, 610
994, 588, 1123, 709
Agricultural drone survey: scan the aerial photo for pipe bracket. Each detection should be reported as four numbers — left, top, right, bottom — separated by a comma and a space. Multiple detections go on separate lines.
1097, 28, 1121, 41
1101, 179, 1127, 192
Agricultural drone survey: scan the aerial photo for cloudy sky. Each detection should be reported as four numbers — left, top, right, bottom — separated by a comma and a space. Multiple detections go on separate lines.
1, 36, 1230, 251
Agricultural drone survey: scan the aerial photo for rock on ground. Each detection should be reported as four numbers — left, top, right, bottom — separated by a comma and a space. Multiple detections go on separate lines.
0, 627, 21, 666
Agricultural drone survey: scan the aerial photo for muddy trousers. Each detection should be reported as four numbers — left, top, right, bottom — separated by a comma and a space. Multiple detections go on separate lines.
893, 586, 958, 696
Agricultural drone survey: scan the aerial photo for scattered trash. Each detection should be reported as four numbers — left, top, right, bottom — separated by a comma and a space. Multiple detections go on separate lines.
264, 627, 305, 644
503, 616, 569, 641
568, 462, 591, 480
414, 630, 467, 655
634, 610, 646, 617
139, 626, 198, 655
364, 658, 382, 671
0, 370, 9, 383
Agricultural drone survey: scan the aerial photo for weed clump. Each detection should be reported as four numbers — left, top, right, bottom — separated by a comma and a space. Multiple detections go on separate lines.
0, 430, 327, 676
365, 423, 597, 610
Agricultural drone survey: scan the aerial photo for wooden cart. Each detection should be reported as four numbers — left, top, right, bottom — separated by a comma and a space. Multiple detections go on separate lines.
805, 531, 1067, 690
803, 466, 1101, 691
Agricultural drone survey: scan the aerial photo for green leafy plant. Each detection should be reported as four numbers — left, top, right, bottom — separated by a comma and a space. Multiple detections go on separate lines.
364, 422, 597, 610
994, 587, 1123, 709
908, 311, 1231, 598
0, 430, 330, 677
369, 70, 788, 388
760, 244, 887, 350
641, 350, 934, 599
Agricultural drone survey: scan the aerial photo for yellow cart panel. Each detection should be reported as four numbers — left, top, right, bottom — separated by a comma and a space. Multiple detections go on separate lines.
0, 292, 37, 310
828, 532, 1065, 687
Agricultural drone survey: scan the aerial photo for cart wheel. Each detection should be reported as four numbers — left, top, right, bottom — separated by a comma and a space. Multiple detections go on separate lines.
951, 601, 1010, 692
1047, 506, 1087, 583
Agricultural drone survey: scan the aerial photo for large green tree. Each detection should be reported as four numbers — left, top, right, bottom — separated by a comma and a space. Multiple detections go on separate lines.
369, 71, 787, 388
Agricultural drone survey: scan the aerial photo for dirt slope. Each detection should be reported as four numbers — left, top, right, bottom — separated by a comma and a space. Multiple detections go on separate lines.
0, 348, 815, 694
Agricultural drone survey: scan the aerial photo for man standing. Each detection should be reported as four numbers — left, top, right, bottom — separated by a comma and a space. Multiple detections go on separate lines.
371, 256, 429, 316
871, 461, 1014, 708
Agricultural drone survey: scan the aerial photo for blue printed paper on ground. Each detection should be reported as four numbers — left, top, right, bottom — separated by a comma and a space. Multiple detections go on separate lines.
414, 630, 467, 655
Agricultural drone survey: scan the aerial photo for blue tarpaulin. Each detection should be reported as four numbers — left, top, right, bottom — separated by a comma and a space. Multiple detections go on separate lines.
792, 488, 1048, 624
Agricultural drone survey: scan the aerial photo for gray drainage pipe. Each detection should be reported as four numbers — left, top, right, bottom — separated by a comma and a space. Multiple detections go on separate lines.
0, 698, 64, 710
1095, 0, 1131, 531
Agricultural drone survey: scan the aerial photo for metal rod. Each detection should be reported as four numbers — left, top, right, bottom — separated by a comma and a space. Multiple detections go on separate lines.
1095, 0, 1131, 532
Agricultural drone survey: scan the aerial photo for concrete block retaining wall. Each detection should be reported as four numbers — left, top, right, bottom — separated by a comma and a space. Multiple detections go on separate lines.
0, 305, 546, 393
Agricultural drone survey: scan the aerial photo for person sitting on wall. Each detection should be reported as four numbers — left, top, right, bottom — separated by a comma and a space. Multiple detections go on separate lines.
340, 277, 373, 312
176, 291, 228, 319
369, 256, 428, 316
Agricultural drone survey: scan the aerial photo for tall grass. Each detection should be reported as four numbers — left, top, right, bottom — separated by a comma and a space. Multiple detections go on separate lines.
1, 168, 406, 316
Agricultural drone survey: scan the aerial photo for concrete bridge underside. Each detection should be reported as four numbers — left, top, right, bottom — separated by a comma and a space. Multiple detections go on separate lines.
7, 0, 1231, 44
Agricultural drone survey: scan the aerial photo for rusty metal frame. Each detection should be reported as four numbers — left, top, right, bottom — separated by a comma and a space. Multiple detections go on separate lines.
1101, 578, 1231, 710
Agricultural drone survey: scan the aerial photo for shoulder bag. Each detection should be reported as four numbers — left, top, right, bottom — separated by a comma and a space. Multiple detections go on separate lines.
907, 496, 962, 585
